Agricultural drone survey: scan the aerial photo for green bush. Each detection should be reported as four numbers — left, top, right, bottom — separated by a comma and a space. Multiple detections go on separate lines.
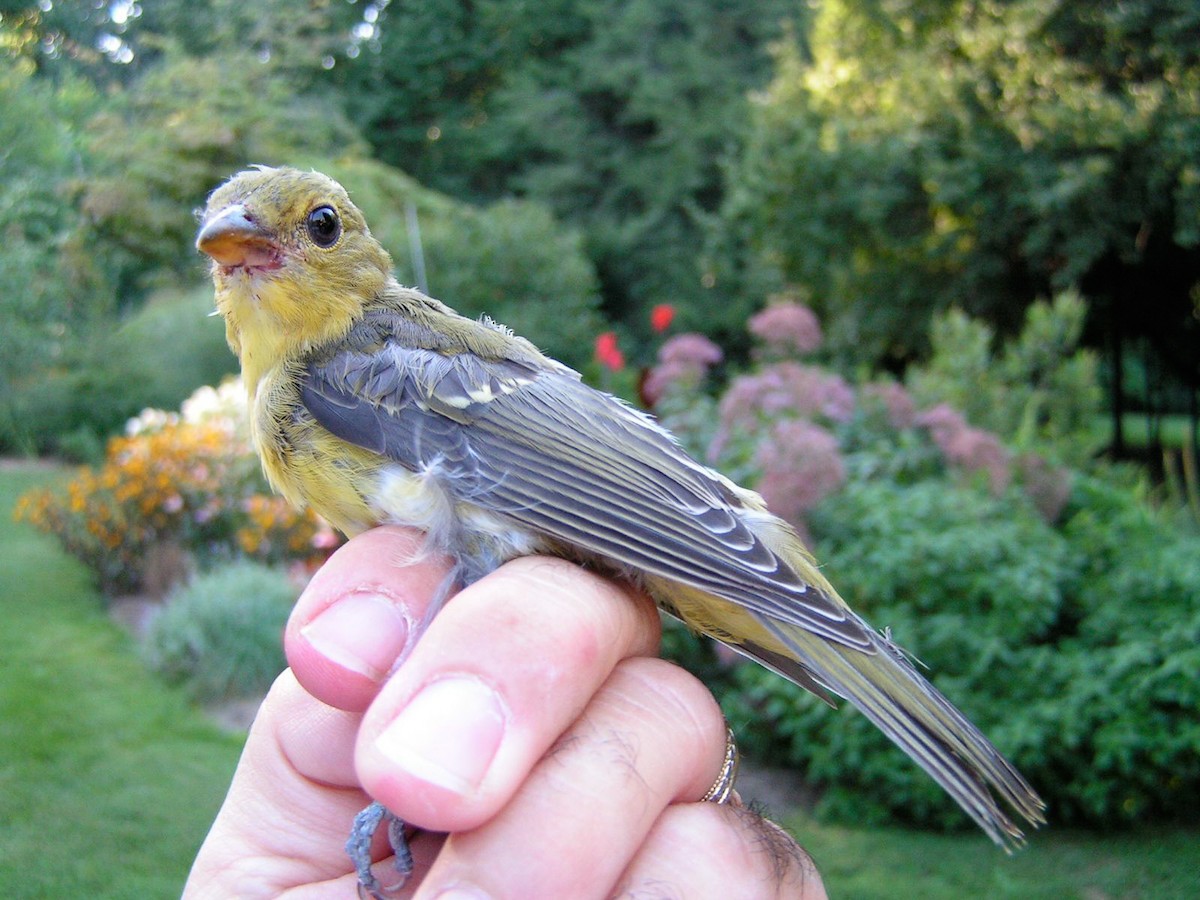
2, 286, 236, 458
141, 561, 296, 703
1042, 477, 1200, 824
651, 297, 1200, 833
906, 292, 1105, 467
719, 471, 1200, 831
321, 157, 606, 370
720, 478, 1072, 829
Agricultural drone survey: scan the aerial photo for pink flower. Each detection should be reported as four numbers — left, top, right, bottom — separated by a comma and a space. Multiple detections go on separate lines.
644, 333, 723, 404
947, 428, 1011, 494
917, 404, 1011, 494
915, 403, 968, 445
594, 332, 625, 371
650, 304, 676, 333
861, 381, 918, 430
709, 364, 854, 462
1017, 453, 1072, 522
720, 363, 854, 427
754, 420, 846, 524
659, 333, 723, 367
748, 302, 823, 355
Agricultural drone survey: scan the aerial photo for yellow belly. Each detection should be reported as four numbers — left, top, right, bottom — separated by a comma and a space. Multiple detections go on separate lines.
249, 372, 546, 575
250, 370, 382, 536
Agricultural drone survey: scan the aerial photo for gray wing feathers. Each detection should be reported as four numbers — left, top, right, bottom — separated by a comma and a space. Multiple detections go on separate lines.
301, 329, 1045, 847
301, 339, 874, 651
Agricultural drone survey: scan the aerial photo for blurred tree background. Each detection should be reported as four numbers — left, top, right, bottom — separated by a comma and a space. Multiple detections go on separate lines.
3, 0, 1199, 847
2, 0, 1196, 458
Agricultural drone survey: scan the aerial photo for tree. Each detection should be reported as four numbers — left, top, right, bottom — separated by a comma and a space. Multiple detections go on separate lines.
0, 0, 369, 86
75, 46, 365, 298
340, 0, 809, 333
0, 65, 102, 445
727, 0, 1200, 447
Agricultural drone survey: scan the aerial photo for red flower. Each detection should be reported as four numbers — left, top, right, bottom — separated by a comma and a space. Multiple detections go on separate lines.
650, 303, 676, 333
594, 331, 625, 371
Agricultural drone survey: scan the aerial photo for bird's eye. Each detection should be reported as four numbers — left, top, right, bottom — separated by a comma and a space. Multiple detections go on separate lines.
306, 205, 341, 247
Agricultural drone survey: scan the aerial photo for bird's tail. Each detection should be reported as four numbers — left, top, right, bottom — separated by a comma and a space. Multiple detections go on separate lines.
752, 613, 1046, 848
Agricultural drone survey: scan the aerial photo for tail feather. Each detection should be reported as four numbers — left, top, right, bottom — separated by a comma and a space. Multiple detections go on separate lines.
761, 615, 1046, 848
733, 638, 839, 708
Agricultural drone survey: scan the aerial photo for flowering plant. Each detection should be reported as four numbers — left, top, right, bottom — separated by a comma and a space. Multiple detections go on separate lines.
15, 379, 337, 595
647, 296, 1070, 537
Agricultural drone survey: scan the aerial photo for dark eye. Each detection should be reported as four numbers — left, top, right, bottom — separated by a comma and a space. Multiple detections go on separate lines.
306, 205, 341, 247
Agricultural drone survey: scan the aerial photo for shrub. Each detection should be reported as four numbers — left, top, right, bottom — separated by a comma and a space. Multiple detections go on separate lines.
655, 295, 1200, 833
14, 380, 335, 595
734, 477, 1074, 828
1041, 477, 1200, 823
907, 292, 1104, 467
315, 157, 606, 371
141, 561, 296, 703
2, 287, 237, 458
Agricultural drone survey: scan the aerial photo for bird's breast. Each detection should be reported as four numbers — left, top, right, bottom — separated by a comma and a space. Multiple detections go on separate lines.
248, 367, 546, 575
248, 371, 379, 536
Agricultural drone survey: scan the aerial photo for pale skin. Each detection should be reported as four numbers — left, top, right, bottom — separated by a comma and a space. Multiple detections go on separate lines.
184, 526, 828, 899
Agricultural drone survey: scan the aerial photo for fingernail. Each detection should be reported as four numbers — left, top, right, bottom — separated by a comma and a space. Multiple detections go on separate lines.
375, 676, 507, 795
300, 591, 410, 681
433, 886, 492, 900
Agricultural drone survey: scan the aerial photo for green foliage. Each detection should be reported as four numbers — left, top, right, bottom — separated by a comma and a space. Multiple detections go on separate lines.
342, 0, 808, 332
133, 0, 366, 83
320, 157, 605, 369
728, 0, 1200, 375
142, 561, 295, 702
907, 292, 1105, 465
1043, 477, 1200, 823
0, 73, 600, 453
726, 478, 1072, 828
0, 67, 104, 443
1, 287, 235, 456
78, 48, 366, 294
421, 198, 604, 365
722, 467, 1200, 831
0, 43, 369, 454
650, 300, 1200, 832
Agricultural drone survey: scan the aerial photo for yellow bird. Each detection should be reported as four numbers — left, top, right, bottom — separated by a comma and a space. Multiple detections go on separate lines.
197, 166, 1044, 894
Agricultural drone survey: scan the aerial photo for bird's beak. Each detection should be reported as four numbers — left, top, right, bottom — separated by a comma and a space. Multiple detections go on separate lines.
196, 204, 282, 270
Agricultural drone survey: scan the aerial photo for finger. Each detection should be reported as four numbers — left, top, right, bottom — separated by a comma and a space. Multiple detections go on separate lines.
285, 526, 455, 712
409, 656, 731, 899
186, 670, 369, 897
613, 804, 828, 900
354, 555, 664, 834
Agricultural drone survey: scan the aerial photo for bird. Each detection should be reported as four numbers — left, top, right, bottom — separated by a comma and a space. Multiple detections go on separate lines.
197, 165, 1045, 895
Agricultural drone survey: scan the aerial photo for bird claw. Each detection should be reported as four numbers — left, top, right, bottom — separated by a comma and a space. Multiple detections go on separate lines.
347, 801, 414, 900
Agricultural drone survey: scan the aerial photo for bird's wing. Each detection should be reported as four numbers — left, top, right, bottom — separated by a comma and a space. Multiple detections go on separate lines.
301, 333, 874, 652
303, 327, 1047, 849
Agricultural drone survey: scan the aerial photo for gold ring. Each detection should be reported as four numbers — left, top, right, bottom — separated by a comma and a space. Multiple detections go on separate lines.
700, 726, 740, 804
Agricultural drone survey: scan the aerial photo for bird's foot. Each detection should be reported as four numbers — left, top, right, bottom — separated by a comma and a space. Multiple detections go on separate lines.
347, 801, 414, 900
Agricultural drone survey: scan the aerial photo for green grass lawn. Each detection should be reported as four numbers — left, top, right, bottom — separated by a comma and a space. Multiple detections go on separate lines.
786, 813, 1199, 899
0, 462, 243, 899
1101, 412, 1197, 451
2, 461, 1198, 899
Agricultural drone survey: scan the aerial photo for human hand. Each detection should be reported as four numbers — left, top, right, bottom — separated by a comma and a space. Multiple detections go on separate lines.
183, 526, 827, 899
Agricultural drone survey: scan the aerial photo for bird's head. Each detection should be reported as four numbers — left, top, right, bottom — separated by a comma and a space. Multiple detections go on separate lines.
197, 166, 392, 382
